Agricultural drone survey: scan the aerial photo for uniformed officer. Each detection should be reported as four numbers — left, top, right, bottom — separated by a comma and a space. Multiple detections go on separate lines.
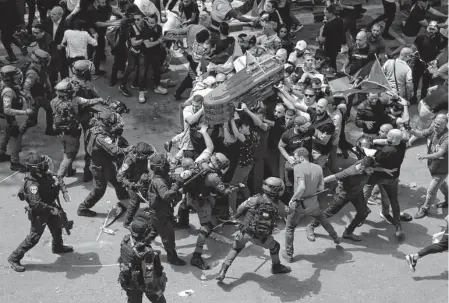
8, 153, 73, 272
51, 81, 106, 179
77, 111, 131, 217
216, 177, 291, 281
181, 152, 241, 270
0, 65, 33, 172
21, 49, 55, 136
117, 142, 156, 229
139, 153, 186, 266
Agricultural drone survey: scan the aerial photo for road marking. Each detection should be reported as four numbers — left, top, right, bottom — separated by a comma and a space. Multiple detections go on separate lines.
0, 171, 20, 184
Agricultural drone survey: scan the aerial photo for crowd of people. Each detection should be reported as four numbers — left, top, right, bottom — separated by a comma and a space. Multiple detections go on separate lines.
0, 0, 448, 302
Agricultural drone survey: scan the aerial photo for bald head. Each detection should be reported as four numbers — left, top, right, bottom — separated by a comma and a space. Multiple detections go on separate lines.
379, 123, 393, 138
316, 98, 328, 116
399, 47, 413, 61
356, 31, 367, 48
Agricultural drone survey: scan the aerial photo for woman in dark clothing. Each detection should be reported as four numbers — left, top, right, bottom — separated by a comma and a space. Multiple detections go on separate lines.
277, 26, 294, 55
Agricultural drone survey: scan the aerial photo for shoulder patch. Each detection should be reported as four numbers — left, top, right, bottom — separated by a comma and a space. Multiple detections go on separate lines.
4, 98, 11, 107
105, 137, 113, 144
29, 185, 38, 195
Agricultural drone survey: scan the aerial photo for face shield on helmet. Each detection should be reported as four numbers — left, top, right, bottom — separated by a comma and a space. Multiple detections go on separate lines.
71, 60, 95, 81
26, 153, 53, 175
31, 49, 51, 67
209, 153, 230, 174
262, 177, 285, 197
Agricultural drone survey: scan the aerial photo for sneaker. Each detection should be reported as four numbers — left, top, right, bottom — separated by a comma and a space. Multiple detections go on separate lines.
281, 250, 293, 263
405, 254, 417, 272
154, 86, 168, 95
119, 85, 132, 97
343, 230, 362, 242
138, 91, 146, 103
216, 263, 229, 282
436, 200, 448, 208
306, 225, 316, 242
190, 253, 210, 270
414, 207, 429, 219
382, 32, 395, 40
394, 224, 405, 239
380, 212, 394, 224
164, 141, 173, 152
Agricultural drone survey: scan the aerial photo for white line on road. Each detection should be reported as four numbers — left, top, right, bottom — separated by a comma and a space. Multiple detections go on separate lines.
0, 171, 20, 184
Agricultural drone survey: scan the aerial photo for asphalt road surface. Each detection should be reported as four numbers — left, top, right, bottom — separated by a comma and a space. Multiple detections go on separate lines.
0, 2, 448, 302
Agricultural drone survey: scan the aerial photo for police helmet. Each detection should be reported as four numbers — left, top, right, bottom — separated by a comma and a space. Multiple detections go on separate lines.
54, 80, 74, 97
108, 99, 130, 115
0, 65, 23, 84
26, 152, 51, 174
209, 153, 230, 171
71, 60, 95, 80
30, 49, 51, 66
136, 142, 156, 159
262, 177, 285, 197
149, 153, 168, 170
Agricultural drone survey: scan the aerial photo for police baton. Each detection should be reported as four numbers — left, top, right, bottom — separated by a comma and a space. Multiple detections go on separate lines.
137, 190, 151, 206
293, 189, 330, 209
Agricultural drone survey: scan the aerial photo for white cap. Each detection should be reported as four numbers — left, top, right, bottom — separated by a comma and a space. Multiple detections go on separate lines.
295, 40, 307, 51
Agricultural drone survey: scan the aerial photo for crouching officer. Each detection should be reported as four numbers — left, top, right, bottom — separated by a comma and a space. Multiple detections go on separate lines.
140, 153, 186, 266
0, 65, 33, 172
117, 142, 156, 229
8, 153, 73, 272
118, 217, 167, 303
216, 177, 291, 282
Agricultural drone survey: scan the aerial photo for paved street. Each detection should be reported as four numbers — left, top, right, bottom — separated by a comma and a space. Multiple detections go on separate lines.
0, 2, 448, 302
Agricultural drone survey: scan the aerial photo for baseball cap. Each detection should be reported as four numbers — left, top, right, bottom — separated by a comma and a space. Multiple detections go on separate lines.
295, 40, 307, 51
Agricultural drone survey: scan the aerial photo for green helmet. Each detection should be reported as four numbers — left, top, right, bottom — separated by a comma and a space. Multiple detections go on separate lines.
54, 80, 74, 97
30, 49, 51, 66
262, 177, 285, 197
0, 65, 23, 84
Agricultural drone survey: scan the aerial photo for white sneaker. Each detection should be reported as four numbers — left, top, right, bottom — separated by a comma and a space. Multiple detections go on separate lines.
154, 86, 168, 95
138, 91, 146, 103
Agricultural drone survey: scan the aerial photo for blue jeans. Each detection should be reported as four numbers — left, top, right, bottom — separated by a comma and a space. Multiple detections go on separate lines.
422, 173, 448, 209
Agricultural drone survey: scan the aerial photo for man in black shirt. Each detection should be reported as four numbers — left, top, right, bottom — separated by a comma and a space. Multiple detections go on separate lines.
179, 0, 200, 26
342, 30, 376, 76
411, 21, 447, 102
402, 0, 447, 39
318, 4, 345, 70
278, 116, 313, 188
364, 129, 407, 239
355, 92, 389, 137
267, 103, 287, 178
79, 0, 123, 74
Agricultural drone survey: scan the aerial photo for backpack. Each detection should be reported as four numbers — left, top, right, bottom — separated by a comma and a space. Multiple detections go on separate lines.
53, 99, 78, 132
245, 196, 278, 239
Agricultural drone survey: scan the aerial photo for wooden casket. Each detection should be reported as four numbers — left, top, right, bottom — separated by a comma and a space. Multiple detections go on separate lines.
203, 56, 284, 125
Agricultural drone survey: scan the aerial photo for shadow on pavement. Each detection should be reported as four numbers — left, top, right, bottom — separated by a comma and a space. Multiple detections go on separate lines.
412, 270, 448, 281
25, 251, 102, 279
218, 268, 322, 302
296, 246, 354, 271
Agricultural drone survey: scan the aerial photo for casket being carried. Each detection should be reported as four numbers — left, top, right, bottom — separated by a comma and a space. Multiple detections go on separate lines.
203, 54, 284, 125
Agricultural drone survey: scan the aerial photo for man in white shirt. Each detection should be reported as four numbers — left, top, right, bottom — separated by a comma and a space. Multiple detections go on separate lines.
287, 40, 309, 69
382, 47, 413, 99
60, 20, 98, 65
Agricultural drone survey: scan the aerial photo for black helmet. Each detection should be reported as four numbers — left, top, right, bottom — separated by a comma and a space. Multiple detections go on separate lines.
262, 177, 285, 197
26, 152, 51, 174
0, 65, 23, 85
71, 60, 95, 80
96, 111, 124, 134
108, 99, 130, 115
149, 153, 168, 171
136, 142, 156, 160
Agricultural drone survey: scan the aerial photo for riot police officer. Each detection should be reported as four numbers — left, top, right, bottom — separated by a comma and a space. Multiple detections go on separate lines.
118, 215, 167, 303
180, 152, 241, 270
77, 111, 130, 217
139, 153, 186, 266
216, 177, 292, 281
0, 65, 33, 172
22, 49, 54, 136
117, 142, 156, 229
8, 153, 73, 272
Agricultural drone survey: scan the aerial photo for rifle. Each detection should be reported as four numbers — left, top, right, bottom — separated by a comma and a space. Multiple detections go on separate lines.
292, 189, 330, 209
55, 196, 74, 235
177, 167, 210, 193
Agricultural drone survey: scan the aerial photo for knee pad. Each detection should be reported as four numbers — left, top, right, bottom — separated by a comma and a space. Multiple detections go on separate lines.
270, 241, 280, 255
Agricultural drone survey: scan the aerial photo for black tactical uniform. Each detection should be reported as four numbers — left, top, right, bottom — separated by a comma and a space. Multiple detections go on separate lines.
139, 153, 186, 266
8, 153, 73, 272
118, 216, 167, 303
77, 111, 130, 217
117, 142, 156, 228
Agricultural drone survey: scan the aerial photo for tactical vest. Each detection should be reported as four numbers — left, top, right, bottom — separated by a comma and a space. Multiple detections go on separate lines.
19, 175, 59, 207
0, 85, 24, 116
85, 126, 106, 155
52, 98, 79, 132
242, 195, 278, 239
122, 153, 149, 183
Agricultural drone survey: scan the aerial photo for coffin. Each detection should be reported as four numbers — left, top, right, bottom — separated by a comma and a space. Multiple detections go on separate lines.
203, 56, 284, 125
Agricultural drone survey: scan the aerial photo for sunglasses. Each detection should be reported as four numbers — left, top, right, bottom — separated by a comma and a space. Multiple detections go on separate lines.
305, 94, 314, 97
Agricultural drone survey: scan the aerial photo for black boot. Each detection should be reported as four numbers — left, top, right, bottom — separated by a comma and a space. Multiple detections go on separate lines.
8, 256, 26, 272
190, 252, 210, 270
52, 245, 74, 254
167, 255, 187, 266
216, 263, 230, 282
77, 206, 97, 217
271, 263, 291, 274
